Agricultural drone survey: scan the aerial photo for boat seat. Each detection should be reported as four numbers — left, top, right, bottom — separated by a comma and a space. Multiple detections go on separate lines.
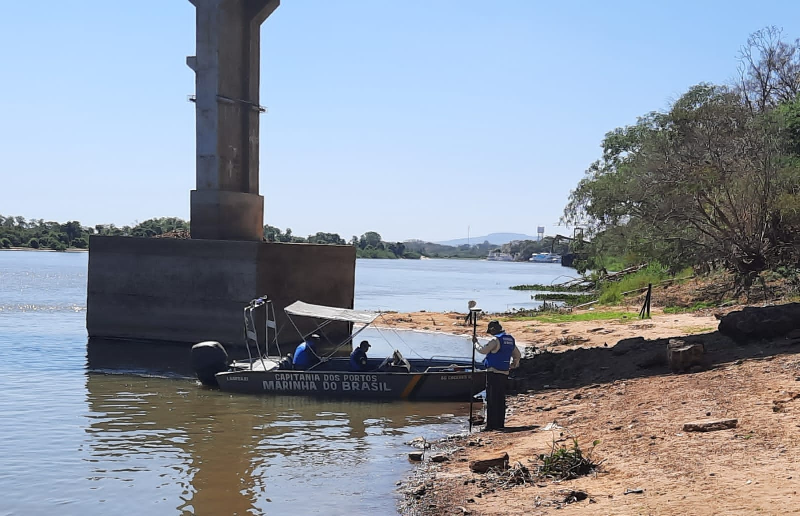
249, 358, 279, 372
378, 350, 411, 373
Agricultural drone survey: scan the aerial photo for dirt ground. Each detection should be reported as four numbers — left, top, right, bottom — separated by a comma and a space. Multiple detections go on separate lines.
375, 307, 721, 351
390, 306, 800, 516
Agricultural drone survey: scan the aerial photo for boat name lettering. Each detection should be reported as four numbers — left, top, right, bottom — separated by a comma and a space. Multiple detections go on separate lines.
341, 381, 392, 392
261, 378, 391, 392
343, 374, 378, 382
273, 373, 321, 382
441, 375, 467, 381
262, 380, 319, 391
227, 376, 248, 382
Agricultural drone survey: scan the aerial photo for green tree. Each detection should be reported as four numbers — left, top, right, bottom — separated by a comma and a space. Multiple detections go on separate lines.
359, 231, 382, 249
564, 78, 800, 287
307, 232, 345, 245
60, 221, 83, 243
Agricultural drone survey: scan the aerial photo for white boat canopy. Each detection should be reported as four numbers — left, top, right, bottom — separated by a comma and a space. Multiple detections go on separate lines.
284, 301, 379, 325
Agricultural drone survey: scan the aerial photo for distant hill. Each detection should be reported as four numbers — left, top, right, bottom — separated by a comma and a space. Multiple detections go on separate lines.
435, 232, 539, 246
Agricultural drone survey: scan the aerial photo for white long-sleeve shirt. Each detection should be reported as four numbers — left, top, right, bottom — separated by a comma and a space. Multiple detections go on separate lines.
473, 335, 521, 374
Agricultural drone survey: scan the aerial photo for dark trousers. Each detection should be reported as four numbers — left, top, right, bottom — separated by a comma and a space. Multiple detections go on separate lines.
485, 371, 508, 430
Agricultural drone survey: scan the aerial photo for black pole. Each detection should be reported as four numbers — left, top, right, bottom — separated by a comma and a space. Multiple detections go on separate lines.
639, 283, 653, 319
469, 309, 477, 432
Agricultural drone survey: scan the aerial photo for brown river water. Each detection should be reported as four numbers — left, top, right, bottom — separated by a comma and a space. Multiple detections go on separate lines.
0, 251, 567, 515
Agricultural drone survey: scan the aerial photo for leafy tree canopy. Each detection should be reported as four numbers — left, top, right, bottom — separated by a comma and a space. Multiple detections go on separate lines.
563, 27, 800, 289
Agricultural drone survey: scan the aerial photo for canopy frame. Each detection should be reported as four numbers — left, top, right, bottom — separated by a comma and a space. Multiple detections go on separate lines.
284, 301, 379, 370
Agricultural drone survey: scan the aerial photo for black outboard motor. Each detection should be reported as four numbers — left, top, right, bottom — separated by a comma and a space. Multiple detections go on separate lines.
191, 341, 229, 387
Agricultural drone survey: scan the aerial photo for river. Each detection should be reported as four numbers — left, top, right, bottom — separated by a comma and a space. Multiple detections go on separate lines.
0, 251, 571, 515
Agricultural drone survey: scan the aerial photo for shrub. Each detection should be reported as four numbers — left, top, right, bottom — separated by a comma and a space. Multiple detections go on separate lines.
28, 238, 40, 249
0, 238, 10, 248
536, 438, 603, 480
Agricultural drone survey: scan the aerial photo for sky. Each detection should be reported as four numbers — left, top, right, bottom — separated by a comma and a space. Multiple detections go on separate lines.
2, 1, 799, 243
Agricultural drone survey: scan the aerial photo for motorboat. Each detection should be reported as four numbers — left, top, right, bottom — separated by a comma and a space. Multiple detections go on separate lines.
529, 252, 561, 263
487, 252, 514, 261
190, 296, 486, 401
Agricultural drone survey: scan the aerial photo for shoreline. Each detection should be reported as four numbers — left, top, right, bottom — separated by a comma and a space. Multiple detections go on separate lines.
397, 305, 800, 515
0, 247, 88, 253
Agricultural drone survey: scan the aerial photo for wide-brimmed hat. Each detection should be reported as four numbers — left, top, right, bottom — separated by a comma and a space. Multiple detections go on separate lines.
486, 320, 503, 335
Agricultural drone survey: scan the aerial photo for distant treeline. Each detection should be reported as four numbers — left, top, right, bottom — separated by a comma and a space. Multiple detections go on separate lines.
0, 215, 507, 260
0, 215, 189, 251
264, 226, 422, 259
265, 226, 502, 259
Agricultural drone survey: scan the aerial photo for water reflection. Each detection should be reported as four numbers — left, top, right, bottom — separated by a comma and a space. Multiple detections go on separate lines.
84, 341, 469, 515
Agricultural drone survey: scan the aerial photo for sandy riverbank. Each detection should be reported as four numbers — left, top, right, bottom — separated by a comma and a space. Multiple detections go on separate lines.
375, 307, 721, 351
393, 306, 800, 515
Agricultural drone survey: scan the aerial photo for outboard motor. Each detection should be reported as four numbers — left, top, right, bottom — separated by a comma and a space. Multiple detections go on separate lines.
191, 341, 229, 387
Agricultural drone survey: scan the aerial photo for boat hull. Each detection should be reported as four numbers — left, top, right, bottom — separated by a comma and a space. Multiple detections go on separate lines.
216, 368, 486, 401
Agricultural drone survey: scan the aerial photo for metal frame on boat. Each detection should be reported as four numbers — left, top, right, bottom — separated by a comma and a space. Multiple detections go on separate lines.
191, 296, 486, 401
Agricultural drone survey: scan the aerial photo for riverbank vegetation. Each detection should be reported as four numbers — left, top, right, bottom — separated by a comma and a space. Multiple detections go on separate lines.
503, 28, 800, 316
562, 27, 800, 298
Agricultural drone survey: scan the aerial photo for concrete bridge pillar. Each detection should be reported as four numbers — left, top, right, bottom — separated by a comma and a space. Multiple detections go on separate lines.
87, 0, 356, 351
187, 0, 279, 241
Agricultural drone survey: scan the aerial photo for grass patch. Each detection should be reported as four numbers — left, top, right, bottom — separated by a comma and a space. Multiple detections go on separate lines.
598, 263, 671, 304
503, 310, 635, 324
663, 302, 717, 314
510, 283, 589, 292
532, 293, 597, 306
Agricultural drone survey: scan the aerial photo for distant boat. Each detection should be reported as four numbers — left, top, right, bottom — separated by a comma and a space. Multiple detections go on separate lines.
529, 253, 561, 263
487, 252, 514, 262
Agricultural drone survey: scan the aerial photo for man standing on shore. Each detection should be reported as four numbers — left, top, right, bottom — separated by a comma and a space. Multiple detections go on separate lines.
473, 320, 521, 430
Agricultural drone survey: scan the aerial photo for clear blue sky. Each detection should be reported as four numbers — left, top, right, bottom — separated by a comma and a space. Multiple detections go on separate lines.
1, 1, 798, 242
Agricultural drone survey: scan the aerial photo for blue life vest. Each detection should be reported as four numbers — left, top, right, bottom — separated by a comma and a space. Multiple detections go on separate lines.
293, 341, 317, 369
483, 333, 515, 371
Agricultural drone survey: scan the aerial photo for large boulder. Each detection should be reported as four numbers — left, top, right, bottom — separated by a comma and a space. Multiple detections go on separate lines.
469, 452, 509, 473
718, 303, 800, 343
667, 339, 704, 373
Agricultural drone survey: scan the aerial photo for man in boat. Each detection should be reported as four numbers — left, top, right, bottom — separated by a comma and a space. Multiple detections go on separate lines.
472, 320, 521, 430
293, 334, 321, 369
349, 340, 371, 371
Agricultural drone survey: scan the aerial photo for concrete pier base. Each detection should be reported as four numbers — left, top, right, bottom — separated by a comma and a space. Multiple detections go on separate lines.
87, 236, 356, 355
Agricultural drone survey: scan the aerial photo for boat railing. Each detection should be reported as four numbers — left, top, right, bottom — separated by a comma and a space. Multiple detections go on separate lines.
242, 295, 278, 371
426, 355, 476, 363
422, 355, 482, 373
